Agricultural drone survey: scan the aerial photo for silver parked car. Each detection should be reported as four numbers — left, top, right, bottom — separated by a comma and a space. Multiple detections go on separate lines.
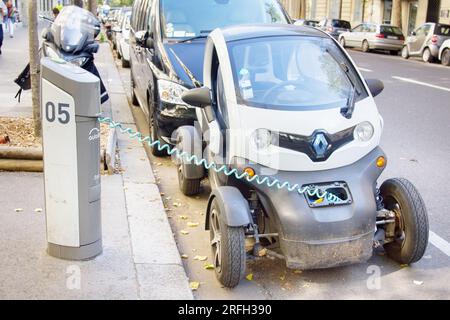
113, 11, 132, 68
438, 39, 450, 66
402, 22, 450, 62
338, 23, 404, 55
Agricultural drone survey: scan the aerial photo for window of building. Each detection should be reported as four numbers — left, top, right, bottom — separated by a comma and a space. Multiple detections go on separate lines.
328, 0, 342, 19
383, 0, 393, 24
353, 0, 363, 22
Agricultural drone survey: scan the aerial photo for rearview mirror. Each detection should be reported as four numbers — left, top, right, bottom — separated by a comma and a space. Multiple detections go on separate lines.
366, 79, 384, 97
182, 87, 212, 108
135, 30, 147, 46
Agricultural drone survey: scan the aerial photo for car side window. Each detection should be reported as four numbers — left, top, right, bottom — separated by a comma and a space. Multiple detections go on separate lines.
352, 24, 363, 32
423, 24, 431, 36
215, 66, 229, 127
369, 25, 377, 33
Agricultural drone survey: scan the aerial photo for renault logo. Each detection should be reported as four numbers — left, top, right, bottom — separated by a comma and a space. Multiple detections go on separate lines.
312, 133, 329, 158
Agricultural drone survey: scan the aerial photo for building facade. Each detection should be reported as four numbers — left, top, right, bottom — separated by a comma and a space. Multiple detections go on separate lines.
282, 0, 450, 35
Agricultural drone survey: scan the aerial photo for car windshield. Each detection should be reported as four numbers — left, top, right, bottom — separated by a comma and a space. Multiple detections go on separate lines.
436, 24, 450, 36
161, 0, 288, 39
332, 20, 351, 29
228, 36, 367, 110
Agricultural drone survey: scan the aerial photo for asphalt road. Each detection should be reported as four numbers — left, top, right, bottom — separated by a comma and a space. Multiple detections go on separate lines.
116, 48, 450, 299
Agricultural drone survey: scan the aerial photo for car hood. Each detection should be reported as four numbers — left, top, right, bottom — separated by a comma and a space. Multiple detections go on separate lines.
164, 41, 206, 89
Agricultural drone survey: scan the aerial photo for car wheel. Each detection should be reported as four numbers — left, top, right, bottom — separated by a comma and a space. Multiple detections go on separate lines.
390, 50, 399, 56
121, 56, 130, 68
380, 178, 429, 265
178, 164, 201, 196
422, 47, 433, 63
130, 70, 139, 106
401, 46, 409, 59
117, 49, 121, 59
362, 40, 370, 52
339, 37, 346, 48
209, 198, 246, 288
441, 49, 450, 66
149, 108, 167, 157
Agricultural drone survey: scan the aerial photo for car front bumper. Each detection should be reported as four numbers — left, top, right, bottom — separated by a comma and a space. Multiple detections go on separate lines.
233, 147, 386, 269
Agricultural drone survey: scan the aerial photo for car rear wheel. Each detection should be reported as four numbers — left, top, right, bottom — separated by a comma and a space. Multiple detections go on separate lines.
441, 49, 450, 66
390, 50, 399, 56
130, 70, 139, 106
362, 40, 370, 52
422, 48, 433, 63
150, 110, 167, 157
401, 46, 409, 59
380, 178, 429, 265
339, 37, 346, 48
121, 56, 130, 68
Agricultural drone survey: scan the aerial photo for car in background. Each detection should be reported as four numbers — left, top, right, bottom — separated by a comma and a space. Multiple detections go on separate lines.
130, 0, 291, 156
438, 39, 450, 66
338, 23, 404, 55
402, 22, 450, 62
111, 7, 131, 50
294, 19, 319, 27
318, 18, 351, 40
114, 11, 132, 68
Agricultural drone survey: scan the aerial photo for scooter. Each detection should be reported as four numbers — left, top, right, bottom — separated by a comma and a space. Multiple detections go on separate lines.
41, 5, 109, 104
174, 25, 429, 288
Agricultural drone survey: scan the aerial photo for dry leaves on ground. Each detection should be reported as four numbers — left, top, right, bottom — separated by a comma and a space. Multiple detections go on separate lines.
0, 117, 41, 148
189, 281, 200, 291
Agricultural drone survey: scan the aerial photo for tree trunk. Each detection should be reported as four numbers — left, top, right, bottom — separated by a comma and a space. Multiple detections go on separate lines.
299, 0, 306, 19
73, 0, 84, 8
28, 0, 41, 137
392, 0, 402, 28
88, 0, 97, 15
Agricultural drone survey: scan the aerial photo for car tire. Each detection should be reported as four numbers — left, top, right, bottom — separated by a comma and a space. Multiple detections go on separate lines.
339, 37, 346, 48
130, 70, 139, 106
401, 46, 409, 59
209, 198, 246, 288
380, 178, 429, 265
441, 49, 450, 66
117, 49, 122, 59
149, 105, 167, 157
178, 164, 201, 196
362, 40, 370, 52
122, 56, 130, 68
422, 47, 433, 63
390, 50, 399, 56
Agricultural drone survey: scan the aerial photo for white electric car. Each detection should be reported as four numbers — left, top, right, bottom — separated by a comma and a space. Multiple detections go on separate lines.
175, 24, 429, 288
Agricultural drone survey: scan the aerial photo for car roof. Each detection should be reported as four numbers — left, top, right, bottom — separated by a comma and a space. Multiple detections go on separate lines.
220, 24, 328, 42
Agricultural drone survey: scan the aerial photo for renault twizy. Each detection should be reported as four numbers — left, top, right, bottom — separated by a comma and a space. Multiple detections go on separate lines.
175, 25, 429, 288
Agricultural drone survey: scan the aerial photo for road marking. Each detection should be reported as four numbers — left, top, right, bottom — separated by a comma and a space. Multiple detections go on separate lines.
429, 231, 450, 257
358, 67, 373, 72
392, 76, 450, 92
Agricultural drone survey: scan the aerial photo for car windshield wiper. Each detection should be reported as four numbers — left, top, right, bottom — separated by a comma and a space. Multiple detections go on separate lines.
326, 47, 361, 118
177, 30, 212, 43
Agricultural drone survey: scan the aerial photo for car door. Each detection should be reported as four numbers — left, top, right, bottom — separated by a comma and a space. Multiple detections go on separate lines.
135, 0, 152, 108
349, 24, 364, 46
130, 0, 143, 103
410, 24, 430, 54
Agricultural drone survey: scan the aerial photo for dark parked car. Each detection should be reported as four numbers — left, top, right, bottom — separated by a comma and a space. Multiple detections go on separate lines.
318, 18, 351, 40
130, 0, 291, 156
402, 22, 450, 62
294, 19, 319, 27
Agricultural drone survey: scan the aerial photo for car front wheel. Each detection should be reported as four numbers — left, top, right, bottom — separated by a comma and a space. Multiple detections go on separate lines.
339, 37, 346, 48
401, 46, 409, 59
422, 47, 433, 62
441, 49, 450, 66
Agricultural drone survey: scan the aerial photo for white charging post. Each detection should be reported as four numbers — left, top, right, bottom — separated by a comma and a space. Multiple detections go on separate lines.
41, 57, 102, 260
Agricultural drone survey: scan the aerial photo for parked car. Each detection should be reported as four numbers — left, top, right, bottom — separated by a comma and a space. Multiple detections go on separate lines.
438, 39, 450, 66
339, 23, 404, 55
318, 18, 351, 40
111, 7, 131, 49
130, 0, 291, 156
294, 19, 319, 27
402, 22, 450, 62
114, 11, 132, 68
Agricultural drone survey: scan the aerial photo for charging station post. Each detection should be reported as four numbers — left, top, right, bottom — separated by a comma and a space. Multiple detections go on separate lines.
41, 57, 102, 260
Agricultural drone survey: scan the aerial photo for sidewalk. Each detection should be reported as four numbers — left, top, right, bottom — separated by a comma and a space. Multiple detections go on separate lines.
0, 28, 192, 299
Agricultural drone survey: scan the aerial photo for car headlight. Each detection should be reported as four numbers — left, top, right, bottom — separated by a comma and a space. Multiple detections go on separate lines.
354, 122, 374, 142
67, 57, 88, 67
158, 80, 188, 105
252, 129, 274, 150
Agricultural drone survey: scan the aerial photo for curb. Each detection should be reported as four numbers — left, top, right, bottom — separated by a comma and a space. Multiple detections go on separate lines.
99, 43, 193, 300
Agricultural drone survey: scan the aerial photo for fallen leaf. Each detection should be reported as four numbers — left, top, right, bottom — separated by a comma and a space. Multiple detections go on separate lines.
258, 248, 267, 257
413, 280, 424, 286
246, 273, 253, 281
181, 254, 189, 259
173, 202, 182, 207
180, 230, 189, 235
194, 255, 208, 261
279, 274, 286, 281
34, 208, 43, 213
189, 282, 200, 291
179, 215, 189, 220
400, 264, 409, 268
187, 222, 200, 227
293, 270, 303, 275
302, 283, 311, 288
14, 208, 24, 213
203, 264, 215, 270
